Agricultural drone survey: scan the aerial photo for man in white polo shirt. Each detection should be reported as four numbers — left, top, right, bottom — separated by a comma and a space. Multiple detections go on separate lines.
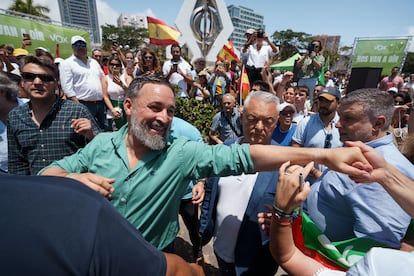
59, 35, 106, 130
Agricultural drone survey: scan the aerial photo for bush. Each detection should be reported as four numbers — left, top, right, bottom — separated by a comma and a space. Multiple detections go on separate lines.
174, 97, 216, 142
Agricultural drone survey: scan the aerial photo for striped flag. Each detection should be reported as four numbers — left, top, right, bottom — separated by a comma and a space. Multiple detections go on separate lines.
217, 40, 240, 63
238, 65, 250, 104
147, 16, 181, 46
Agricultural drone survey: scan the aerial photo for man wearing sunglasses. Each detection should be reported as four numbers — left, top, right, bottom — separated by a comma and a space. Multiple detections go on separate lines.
7, 56, 100, 175
292, 87, 342, 179
59, 35, 107, 130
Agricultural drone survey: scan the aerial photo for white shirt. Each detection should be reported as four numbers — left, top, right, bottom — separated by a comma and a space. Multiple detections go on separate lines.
59, 55, 104, 101
213, 172, 258, 262
162, 58, 192, 98
243, 44, 277, 68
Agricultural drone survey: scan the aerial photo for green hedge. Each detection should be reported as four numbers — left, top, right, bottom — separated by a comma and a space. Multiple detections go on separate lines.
174, 97, 216, 142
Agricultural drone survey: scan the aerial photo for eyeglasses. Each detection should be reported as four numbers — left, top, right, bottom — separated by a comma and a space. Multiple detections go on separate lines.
21, 72, 55, 82
72, 42, 87, 48
110, 63, 122, 67
144, 55, 153, 60
324, 133, 332, 148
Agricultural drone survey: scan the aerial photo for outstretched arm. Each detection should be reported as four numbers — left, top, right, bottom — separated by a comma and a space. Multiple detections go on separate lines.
249, 144, 371, 177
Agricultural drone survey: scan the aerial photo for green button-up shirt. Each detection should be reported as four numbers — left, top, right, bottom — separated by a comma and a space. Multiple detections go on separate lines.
41, 125, 254, 249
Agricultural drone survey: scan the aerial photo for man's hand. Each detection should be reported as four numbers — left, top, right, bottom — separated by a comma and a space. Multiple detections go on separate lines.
71, 118, 95, 140
67, 172, 115, 198
191, 181, 205, 204
322, 146, 372, 177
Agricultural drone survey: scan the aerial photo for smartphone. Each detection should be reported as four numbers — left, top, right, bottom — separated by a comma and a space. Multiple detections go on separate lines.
113, 68, 120, 77
172, 63, 178, 72
112, 40, 118, 47
307, 43, 315, 52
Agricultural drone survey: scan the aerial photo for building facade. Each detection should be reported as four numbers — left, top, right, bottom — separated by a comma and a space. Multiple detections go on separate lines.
58, 0, 100, 44
227, 5, 264, 51
117, 14, 146, 29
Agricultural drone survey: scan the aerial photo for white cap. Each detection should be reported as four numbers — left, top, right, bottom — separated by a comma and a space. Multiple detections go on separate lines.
35, 47, 49, 52
278, 102, 297, 114
71, 35, 86, 45
387, 87, 398, 94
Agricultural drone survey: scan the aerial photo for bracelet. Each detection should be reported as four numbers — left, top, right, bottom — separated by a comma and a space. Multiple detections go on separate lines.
197, 179, 207, 185
272, 204, 292, 215
272, 204, 293, 223
65, 173, 75, 178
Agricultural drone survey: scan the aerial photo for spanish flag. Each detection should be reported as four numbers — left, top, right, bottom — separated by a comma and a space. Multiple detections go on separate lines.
147, 16, 181, 46
238, 65, 250, 102
217, 40, 240, 63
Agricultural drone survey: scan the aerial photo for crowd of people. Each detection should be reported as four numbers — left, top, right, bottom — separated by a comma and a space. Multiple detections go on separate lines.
1, 29, 414, 276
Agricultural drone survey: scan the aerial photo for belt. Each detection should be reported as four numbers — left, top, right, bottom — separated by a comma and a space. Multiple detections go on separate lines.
79, 100, 103, 103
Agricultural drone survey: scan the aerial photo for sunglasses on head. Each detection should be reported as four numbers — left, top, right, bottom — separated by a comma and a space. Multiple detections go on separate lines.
72, 42, 87, 48
21, 72, 55, 82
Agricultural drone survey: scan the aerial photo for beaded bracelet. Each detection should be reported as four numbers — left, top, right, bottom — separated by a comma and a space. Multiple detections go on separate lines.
272, 204, 293, 225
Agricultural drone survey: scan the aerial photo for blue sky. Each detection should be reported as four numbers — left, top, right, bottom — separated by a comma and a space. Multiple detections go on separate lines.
1, 0, 413, 50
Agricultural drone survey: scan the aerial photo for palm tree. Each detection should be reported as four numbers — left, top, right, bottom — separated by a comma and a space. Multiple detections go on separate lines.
8, 0, 50, 19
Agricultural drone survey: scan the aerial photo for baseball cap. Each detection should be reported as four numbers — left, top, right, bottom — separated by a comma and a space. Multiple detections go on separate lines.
245, 28, 255, 35
279, 102, 297, 114
387, 87, 398, 94
35, 47, 49, 52
13, 48, 29, 57
318, 87, 341, 101
71, 35, 86, 45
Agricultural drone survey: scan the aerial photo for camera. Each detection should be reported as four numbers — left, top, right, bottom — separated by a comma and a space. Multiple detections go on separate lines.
256, 29, 264, 38
307, 43, 316, 52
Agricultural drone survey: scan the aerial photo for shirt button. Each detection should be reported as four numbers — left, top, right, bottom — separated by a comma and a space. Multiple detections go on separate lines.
120, 197, 126, 202
41, 144, 44, 148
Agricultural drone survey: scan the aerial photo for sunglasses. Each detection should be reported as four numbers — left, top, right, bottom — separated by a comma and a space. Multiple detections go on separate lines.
72, 42, 87, 48
324, 133, 332, 148
280, 110, 294, 116
110, 63, 122, 67
21, 72, 55, 82
144, 55, 153, 60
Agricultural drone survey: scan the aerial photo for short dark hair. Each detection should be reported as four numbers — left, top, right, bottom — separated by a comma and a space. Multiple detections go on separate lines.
126, 75, 174, 100
19, 55, 57, 79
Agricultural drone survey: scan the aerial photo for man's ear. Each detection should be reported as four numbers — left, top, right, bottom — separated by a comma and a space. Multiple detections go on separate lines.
123, 98, 133, 116
373, 115, 386, 131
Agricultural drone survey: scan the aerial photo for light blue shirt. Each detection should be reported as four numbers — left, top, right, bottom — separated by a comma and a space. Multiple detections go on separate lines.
305, 134, 414, 248
292, 112, 342, 174
170, 117, 204, 200
40, 125, 254, 249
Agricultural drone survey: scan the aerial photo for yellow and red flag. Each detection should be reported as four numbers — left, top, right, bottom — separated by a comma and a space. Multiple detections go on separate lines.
238, 65, 250, 102
147, 16, 181, 46
217, 40, 240, 63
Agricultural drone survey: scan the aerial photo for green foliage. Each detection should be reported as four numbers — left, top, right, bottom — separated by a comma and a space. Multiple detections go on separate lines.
402, 52, 414, 75
8, 0, 50, 18
270, 29, 312, 61
101, 24, 149, 52
174, 97, 216, 141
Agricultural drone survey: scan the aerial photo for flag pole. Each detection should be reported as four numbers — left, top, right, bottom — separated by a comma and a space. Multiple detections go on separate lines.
239, 64, 245, 106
